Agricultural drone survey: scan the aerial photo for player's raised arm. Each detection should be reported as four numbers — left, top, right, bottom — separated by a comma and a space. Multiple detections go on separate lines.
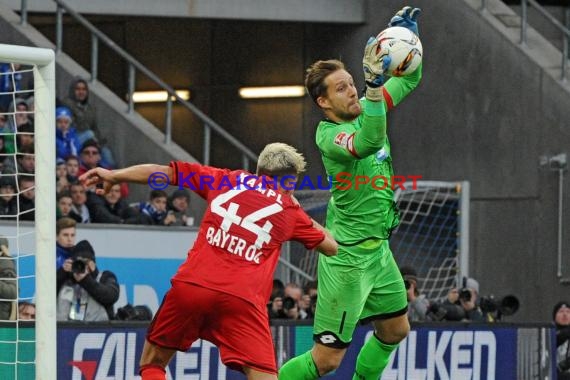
382, 6, 423, 110
345, 35, 392, 158
79, 164, 173, 194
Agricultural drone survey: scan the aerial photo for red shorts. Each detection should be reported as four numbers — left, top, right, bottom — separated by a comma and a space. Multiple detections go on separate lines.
146, 280, 277, 374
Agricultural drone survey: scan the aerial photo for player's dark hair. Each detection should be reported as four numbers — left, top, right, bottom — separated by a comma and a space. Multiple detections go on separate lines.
305, 59, 345, 105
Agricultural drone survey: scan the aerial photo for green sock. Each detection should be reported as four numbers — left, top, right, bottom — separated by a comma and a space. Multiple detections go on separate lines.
352, 335, 398, 380
279, 350, 319, 380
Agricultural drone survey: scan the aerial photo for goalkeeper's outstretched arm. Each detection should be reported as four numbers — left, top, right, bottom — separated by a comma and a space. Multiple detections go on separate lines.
79, 164, 173, 194
382, 63, 422, 110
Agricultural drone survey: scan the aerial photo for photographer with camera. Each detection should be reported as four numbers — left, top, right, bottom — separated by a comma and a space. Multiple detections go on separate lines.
426, 277, 484, 322
457, 277, 484, 322
56, 240, 119, 321
400, 266, 430, 322
554, 301, 570, 380
281, 282, 303, 320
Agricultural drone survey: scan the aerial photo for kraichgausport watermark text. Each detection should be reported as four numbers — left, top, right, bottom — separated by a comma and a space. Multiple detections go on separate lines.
147, 172, 422, 191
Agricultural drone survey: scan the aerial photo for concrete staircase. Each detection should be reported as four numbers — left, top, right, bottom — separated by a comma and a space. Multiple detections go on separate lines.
468, 0, 570, 86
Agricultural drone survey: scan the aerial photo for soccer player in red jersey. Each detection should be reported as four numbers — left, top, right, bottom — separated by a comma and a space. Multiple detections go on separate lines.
79, 142, 337, 380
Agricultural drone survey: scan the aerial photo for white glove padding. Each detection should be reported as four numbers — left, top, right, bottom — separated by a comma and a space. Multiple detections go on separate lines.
363, 37, 390, 87
363, 36, 391, 101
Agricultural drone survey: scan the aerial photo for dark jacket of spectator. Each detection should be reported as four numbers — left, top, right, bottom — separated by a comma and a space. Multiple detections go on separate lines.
555, 302, 570, 380
0, 176, 17, 219
87, 192, 142, 224
18, 194, 34, 221
56, 124, 81, 161
61, 77, 100, 137
56, 243, 73, 270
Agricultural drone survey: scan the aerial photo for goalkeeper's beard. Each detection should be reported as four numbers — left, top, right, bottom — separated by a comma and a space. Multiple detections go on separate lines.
333, 103, 361, 122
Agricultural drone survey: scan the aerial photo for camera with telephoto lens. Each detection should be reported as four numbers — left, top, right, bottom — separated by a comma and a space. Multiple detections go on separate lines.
282, 296, 296, 311
71, 258, 89, 274
115, 304, 153, 321
459, 288, 472, 302
479, 294, 520, 319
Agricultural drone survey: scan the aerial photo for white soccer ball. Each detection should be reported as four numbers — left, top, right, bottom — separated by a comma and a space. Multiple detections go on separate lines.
377, 26, 423, 77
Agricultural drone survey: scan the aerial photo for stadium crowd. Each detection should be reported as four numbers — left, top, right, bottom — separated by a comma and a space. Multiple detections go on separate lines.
0, 71, 195, 226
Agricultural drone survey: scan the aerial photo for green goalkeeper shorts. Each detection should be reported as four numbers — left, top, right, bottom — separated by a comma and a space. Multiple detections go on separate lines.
313, 239, 407, 347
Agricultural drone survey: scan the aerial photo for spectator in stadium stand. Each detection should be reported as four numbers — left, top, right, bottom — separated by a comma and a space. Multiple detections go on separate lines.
69, 181, 91, 223
0, 235, 17, 321
56, 239, 119, 322
5, 98, 33, 136
301, 280, 318, 319
16, 122, 34, 152
297, 292, 313, 320
554, 301, 570, 380
0, 111, 8, 135
0, 175, 17, 219
56, 157, 70, 194
268, 290, 288, 319
18, 175, 35, 221
25, 95, 34, 123
61, 77, 99, 144
78, 139, 106, 177
62, 77, 115, 167
303, 280, 318, 298
267, 279, 288, 318
57, 191, 80, 222
13, 144, 35, 174
55, 106, 81, 162
167, 188, 194, 226
0, 136, 9, 173
65, 155, 80, 183
1, 143, 35, 175
0, 63, 33, 111
18, 301, 35, 320
88, 183, 142, 224
138, 189, 171, 225
55, 217, 76, 269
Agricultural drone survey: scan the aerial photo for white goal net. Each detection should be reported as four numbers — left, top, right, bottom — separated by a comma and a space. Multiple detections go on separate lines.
286, 180, 470, 303
0, 44, 55, 380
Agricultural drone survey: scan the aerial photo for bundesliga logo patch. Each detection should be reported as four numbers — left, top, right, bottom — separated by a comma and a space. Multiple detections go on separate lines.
334, 132, 349, 148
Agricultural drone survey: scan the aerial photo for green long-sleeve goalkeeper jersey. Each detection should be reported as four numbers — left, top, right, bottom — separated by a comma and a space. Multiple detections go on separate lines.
316, 64, 422, 245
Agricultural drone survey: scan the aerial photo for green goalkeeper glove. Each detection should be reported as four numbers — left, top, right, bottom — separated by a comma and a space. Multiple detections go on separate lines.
362, 36, 391, 102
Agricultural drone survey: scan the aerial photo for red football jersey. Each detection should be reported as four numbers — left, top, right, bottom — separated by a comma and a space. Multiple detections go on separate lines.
169, 161, 325, 311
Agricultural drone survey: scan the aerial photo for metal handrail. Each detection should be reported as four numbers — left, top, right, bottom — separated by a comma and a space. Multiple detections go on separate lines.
481, 0, 569, 81
51, 0, 257, 169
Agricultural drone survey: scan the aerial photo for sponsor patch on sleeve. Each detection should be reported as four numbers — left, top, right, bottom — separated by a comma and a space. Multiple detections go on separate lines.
334, 132, 348, 147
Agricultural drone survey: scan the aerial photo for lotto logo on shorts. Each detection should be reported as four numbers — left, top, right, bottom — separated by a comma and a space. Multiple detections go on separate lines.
319, 334, 337, 344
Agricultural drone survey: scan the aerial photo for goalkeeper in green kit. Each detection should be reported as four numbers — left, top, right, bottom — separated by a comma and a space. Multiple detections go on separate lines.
278, 6, 422, 380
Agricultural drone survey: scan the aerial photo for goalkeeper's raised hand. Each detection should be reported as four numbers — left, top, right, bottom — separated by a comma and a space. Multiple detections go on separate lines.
362, 36, 391, 101
388, 6, 421, 36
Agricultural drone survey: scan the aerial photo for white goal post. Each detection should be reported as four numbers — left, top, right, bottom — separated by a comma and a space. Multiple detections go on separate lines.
0, 44, 56, 380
